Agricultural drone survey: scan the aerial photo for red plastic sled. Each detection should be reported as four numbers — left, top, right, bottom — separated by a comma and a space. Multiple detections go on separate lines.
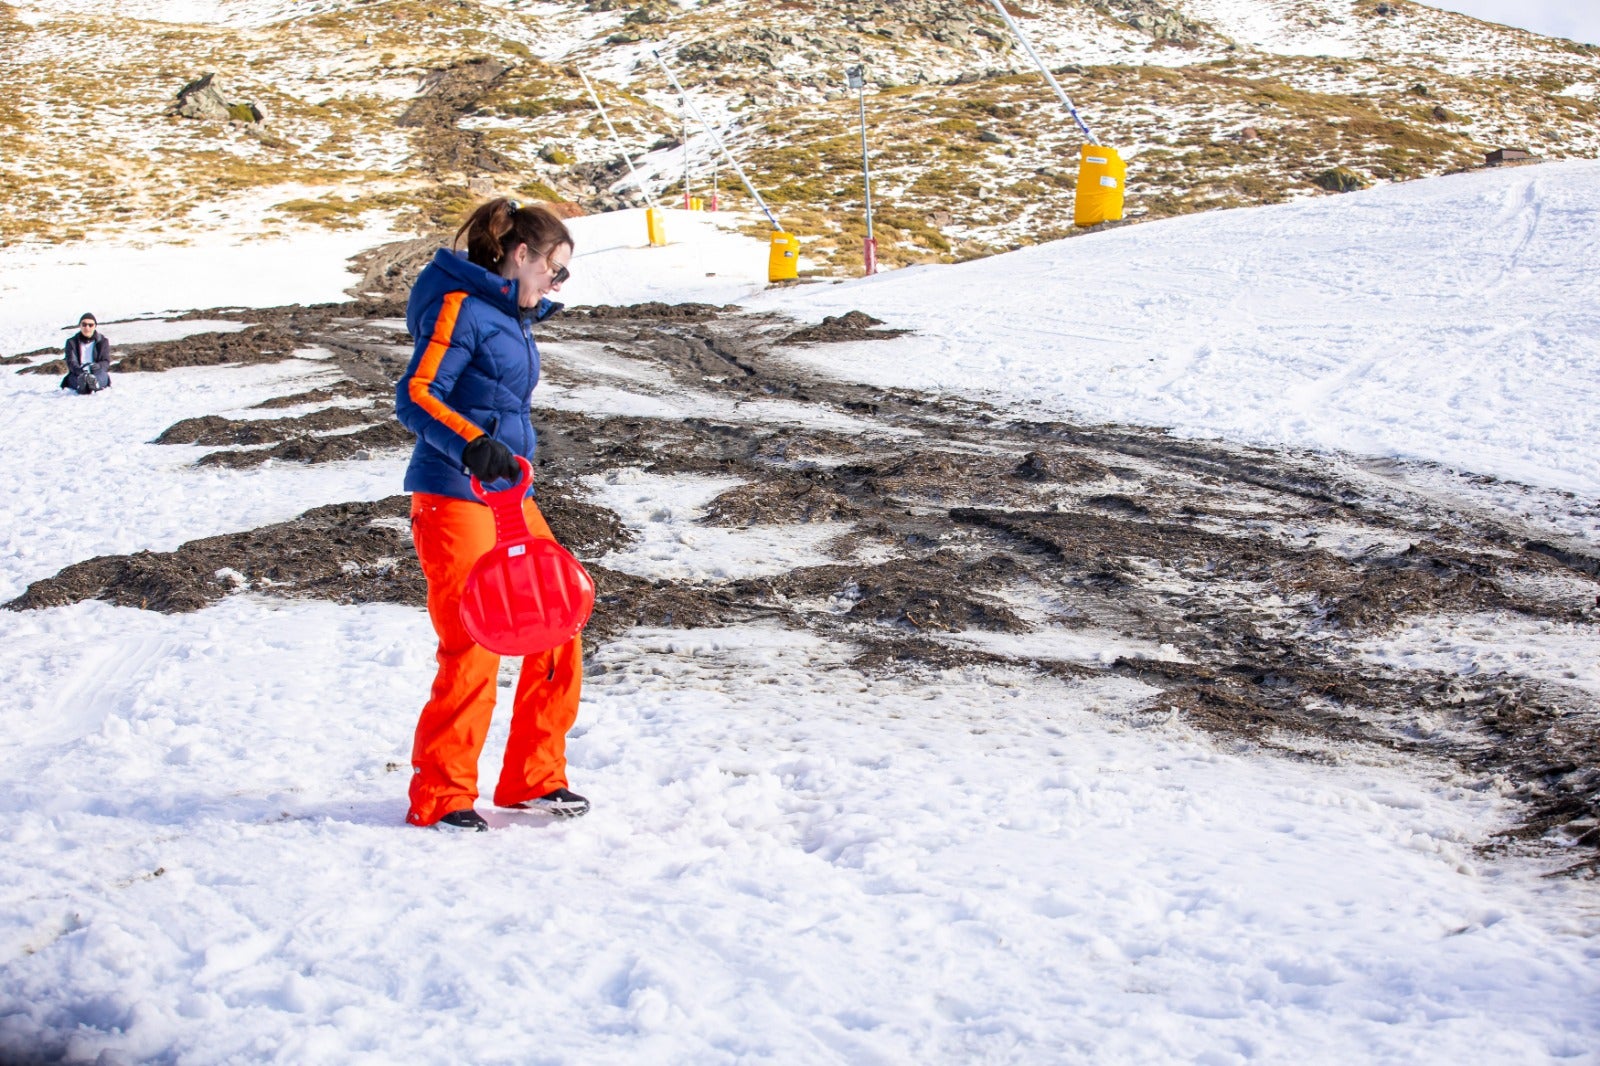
460, 456, 596, 655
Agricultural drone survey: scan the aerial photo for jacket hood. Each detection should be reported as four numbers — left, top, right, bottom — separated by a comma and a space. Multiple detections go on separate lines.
407, 249, 563, 336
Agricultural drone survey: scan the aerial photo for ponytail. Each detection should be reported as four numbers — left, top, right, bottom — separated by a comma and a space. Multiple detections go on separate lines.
454, 197, 574, 271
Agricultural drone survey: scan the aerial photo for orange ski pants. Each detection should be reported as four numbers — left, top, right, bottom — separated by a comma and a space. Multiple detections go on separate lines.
407, 491, 583, 827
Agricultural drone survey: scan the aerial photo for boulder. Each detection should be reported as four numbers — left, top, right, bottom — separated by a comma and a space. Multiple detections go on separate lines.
173, 73, 264, 123
1313, 166, 1369, 193
174, 73, 231, 121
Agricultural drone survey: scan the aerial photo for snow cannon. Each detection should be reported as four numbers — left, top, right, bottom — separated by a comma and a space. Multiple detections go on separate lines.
768, 231, 801, 282
1074, 145, 1126, 227
461, 457, 596, 656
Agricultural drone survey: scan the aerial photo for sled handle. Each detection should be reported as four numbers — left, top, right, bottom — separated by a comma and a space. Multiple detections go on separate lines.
469, 455, 535, 544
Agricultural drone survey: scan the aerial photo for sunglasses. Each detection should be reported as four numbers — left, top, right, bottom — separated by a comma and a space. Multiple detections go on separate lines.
545, 253, 570, 287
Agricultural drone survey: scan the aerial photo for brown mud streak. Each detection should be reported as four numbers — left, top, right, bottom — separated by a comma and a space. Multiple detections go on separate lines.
7, 291, 1600, 873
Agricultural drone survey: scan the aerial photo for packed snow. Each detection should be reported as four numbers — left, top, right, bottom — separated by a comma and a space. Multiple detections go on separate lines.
1175, 0, 1579, 66
0, 169, 1597, 1064
751, 159, 1600, 541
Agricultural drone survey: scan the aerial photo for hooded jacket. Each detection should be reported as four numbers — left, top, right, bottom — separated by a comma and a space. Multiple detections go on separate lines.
61, 331, 112, 392
396, 249, 561, 501
63, 331, 109, 372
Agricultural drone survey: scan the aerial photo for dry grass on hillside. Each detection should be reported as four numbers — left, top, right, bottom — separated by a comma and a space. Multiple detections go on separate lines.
0, 0, 1596, 267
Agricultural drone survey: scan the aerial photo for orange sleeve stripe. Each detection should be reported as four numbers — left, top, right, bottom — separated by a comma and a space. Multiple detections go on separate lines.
408, 291, 483, 443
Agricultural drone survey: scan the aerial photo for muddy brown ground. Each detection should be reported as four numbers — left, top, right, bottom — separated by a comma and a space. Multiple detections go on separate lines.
6, 264, 1598, 873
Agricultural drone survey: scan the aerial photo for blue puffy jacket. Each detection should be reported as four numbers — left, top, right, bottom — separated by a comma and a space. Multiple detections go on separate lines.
396, 249, 561, 500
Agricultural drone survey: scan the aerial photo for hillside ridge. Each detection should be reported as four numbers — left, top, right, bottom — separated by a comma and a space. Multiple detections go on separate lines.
2, 0, 1596, 269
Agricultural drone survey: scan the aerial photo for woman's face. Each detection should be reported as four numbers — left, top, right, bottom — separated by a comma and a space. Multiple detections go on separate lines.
505, 241, 571, 308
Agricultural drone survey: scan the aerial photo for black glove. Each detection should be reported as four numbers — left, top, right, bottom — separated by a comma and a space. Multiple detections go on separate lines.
462, 436, 519, 482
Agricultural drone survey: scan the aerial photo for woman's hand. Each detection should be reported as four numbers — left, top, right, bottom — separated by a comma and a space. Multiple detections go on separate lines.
463, 436, 519, 482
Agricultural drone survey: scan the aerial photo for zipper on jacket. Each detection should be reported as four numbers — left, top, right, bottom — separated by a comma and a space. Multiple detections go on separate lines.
523, 321, 536, 397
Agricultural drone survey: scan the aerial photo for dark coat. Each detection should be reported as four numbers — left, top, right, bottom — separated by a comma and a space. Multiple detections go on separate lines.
395, 249, 560, 501
62, 331, 111, 392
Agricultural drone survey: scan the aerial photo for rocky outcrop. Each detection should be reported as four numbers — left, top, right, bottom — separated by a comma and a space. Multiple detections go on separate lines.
398, 58, 515, 175
173, 73, 264, 123
1087, 0, 1208, 45
1313, 166, 1370, 192
398, 58, 510, 129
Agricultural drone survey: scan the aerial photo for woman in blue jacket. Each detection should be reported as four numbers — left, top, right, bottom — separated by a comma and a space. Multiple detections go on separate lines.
396, 198, 585, 832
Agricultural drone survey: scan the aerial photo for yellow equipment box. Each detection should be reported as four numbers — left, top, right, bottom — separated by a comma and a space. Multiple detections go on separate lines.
768, 230, 800, 282
1074, 145, 1126, 227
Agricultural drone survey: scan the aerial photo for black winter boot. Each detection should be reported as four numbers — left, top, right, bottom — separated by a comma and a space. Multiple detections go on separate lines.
436, 808, 489, 832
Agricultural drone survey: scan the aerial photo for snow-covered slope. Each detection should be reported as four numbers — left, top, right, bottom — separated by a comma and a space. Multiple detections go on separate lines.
0, 154, 1597, 1064
1178, 0, 1589, 64
753, 159, 1600, 513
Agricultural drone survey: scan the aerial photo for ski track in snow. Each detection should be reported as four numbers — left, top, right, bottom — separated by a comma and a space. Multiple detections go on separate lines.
0, 176, 1598, 1063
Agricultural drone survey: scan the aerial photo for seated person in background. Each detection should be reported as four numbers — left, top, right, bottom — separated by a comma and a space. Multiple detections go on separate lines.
62, 313, 111, 394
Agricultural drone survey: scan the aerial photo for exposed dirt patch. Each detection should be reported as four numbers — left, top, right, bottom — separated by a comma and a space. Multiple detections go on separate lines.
8, 284, 1599, 871
4, 490, 634, 622
113, 326, 305, 372
398, 58, 517, 176
567, 302, 737, 321
8, 497, 423, 613
17, 325, 301, 377
195, 421, 416, 468
350, 237, 441, 301
813, 552, 1031, 633
156, 407, 376, 446
782, 310, 911, 344
251, 383, 374, 409
531, 481, 633, 560
702, 481, 862, 525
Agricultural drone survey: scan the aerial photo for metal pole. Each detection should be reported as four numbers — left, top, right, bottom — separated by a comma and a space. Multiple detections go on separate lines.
848, 65, 876, 276
577, 67, 658, 210
652, 49, 784, 231
681, 100, 691, 209
982, 0, 1095, 141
